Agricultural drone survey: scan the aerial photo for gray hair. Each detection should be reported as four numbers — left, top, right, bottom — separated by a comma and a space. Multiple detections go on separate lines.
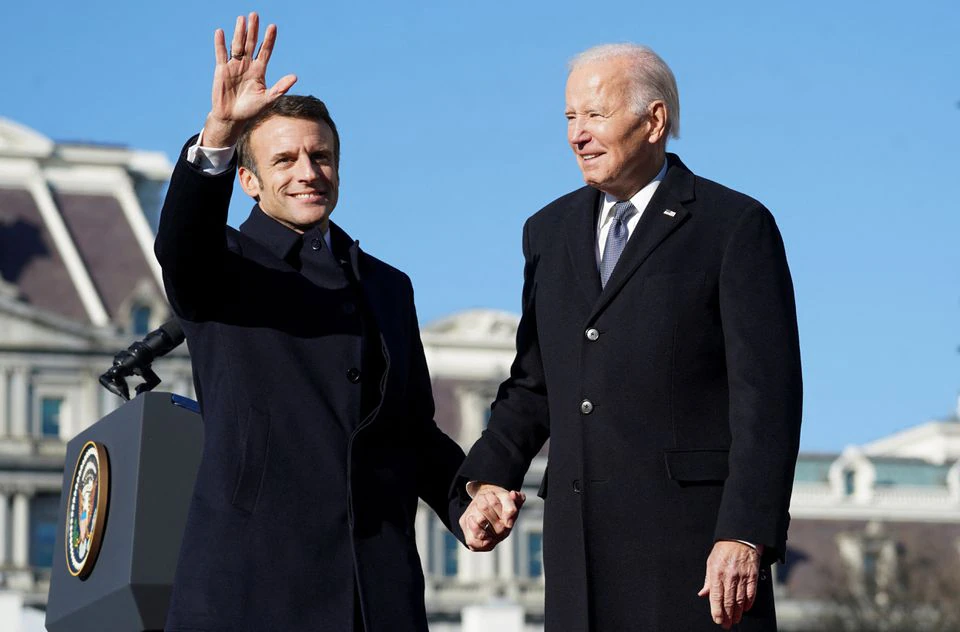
569, 44, 680, 139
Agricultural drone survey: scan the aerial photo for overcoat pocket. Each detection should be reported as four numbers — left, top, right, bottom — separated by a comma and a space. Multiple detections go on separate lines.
663, 449, 729, 483
232, 406, 272, 513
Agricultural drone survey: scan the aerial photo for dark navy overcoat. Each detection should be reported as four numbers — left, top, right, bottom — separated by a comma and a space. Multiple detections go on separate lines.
155, 139, 465, 632
459, 155, 803, 631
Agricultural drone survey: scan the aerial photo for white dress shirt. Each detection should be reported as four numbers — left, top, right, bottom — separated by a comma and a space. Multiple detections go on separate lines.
595, 159, 668, 267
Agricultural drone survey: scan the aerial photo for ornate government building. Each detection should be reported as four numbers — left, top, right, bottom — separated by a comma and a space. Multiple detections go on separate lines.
1, 118, 958, 631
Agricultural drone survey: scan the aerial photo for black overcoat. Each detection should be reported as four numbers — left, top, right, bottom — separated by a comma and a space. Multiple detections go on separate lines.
458, 155, 803, 631
154, 141, 465, 632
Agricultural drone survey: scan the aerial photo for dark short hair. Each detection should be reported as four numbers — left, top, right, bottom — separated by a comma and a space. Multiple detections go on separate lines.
237, 95, 341, 175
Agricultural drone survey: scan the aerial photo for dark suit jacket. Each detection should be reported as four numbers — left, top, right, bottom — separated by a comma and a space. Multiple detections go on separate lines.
154, 139, 465, 632
458, 154, 802, 631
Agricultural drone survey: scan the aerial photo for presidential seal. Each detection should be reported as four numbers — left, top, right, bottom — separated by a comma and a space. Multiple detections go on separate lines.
65, 441, 110, 579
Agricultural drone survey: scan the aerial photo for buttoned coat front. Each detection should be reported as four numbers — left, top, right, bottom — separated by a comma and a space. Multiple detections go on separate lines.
458, 155, 803, 631
155, 140, 465, 632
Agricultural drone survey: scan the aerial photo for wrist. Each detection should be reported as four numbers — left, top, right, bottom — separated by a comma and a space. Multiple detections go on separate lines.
202, 113, 245, 148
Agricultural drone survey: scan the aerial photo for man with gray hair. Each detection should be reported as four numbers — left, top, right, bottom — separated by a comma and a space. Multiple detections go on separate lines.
457, 44, 802, 630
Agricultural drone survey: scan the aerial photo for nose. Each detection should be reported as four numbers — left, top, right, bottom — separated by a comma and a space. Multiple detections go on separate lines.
568, 117, 590, 148
294, 154, 322, 181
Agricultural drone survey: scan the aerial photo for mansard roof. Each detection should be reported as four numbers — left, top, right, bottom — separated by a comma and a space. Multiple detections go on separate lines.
0, 118, 172, 331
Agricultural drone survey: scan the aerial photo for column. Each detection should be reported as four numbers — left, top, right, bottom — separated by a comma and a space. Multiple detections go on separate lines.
0, 492, 8, 566
12, 493, 29, 568
0, 367, 8, 436
497, 530, 515, 581
9, 368, 29, 438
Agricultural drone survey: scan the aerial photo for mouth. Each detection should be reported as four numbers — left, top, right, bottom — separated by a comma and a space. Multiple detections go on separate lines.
289, 191, 328, 202
579, 153, 603, 162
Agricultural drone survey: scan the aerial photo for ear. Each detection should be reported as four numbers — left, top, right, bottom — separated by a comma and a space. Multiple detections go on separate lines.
646, 101, 669, 144
238, 166, 262, 200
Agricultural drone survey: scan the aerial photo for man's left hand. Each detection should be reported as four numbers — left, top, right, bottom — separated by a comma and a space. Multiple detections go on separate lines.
697, 540, 760, 629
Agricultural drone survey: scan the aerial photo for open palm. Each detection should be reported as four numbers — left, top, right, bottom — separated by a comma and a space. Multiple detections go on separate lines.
205, 12, 297, 145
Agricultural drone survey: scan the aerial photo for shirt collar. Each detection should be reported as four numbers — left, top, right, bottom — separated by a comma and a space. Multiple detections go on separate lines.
597, 158, 669, 230
239, 205, 332, 261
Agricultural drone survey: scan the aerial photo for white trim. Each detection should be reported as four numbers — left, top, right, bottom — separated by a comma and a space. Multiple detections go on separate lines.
113, 177, 165, 289
0, 118, 53, 159
44, 165, 165, 291
21, 168, 109, 326
11, 493, 28, 568
0, 492, 8, 565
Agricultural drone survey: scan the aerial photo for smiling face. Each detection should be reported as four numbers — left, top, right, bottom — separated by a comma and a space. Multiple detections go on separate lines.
238, 116, 340, 234
565, 58, 667, 200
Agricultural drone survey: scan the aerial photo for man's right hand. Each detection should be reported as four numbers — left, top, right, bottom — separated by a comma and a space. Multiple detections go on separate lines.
459, 483, 525, 552
203, 12, 298, 148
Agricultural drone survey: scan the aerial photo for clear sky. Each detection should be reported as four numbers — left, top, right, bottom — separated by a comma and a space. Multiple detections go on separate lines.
3, 0, 958, 452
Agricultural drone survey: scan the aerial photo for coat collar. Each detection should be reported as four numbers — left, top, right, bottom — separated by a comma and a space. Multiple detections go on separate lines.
562, 153, 696, 314
239, 205, 302, 263
239, 206, 363, 280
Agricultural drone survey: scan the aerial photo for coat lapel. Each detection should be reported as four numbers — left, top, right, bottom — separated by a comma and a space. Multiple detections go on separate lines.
564, 187, 604, 306
587, 154, 696, 321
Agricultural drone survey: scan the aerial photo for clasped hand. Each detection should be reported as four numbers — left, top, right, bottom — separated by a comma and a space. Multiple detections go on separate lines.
459, 483, 526, 552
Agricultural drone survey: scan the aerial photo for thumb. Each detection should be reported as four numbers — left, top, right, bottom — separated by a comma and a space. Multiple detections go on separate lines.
268, 74, 298, 98
697, 575, 710, 597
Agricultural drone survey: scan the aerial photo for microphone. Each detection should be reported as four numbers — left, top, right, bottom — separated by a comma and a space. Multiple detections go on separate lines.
99, 319, 186, 400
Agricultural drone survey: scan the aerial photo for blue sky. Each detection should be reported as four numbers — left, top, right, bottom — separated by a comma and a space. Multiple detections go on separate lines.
3, 1, 958, 451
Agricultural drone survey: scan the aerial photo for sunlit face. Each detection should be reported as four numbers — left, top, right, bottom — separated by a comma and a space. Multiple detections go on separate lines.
565, 59, 666, 200
239, 116, 340, 234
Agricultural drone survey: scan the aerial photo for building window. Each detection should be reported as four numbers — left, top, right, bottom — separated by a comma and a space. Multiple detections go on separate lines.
41, 397, 63, 437
843, 469, 855, 496
131, 304, 152, 336
528, 532, 543, 578
30, 493, 61, 568
443, 532, 459, 577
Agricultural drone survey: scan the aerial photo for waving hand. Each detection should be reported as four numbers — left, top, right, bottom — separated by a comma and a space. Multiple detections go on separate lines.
203, 12, 297, 147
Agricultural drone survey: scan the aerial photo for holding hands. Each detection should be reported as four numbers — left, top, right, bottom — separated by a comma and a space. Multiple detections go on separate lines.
203, 12, 298, 147
459, 484, 526, 552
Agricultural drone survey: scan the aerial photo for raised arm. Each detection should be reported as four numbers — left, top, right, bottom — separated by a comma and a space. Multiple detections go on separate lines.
154, 12, 297, 318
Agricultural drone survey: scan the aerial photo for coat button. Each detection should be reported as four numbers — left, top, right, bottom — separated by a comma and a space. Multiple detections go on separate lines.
310, 238, 323, 250
341, 302, 357, 315
572, 479, 582, 493
579, 399, 594, 415
585, 328, 599, 341
346, 368, 361, 383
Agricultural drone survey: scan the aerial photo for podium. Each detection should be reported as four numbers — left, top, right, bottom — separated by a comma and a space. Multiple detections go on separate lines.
46, 392, 204, 632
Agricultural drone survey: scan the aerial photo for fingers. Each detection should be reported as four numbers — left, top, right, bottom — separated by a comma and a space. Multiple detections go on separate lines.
731, 574, 747, 625
243, 12, 259, 59
214, 28, 228, 65
230, 15, 245, 59
745, 570, 758, 612
700, 541, 761, 628
709, 574, 727, 628
257, 23, 278, 64
458, 485, 526, 553
474, 491, 511, 536
462, 514, 495, 551
269, 74, 298, 98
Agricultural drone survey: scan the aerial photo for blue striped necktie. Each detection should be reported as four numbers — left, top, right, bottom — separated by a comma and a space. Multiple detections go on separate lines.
599, 200, 636, 288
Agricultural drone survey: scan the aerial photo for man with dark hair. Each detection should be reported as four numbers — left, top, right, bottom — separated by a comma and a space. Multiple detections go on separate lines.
154, 13, 466, 632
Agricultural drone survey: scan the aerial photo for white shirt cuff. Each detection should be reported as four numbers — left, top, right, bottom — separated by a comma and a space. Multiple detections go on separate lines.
186, 129, 237, 175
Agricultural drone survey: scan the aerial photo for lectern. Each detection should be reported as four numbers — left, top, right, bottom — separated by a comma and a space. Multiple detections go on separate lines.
45, 392, 203, 632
